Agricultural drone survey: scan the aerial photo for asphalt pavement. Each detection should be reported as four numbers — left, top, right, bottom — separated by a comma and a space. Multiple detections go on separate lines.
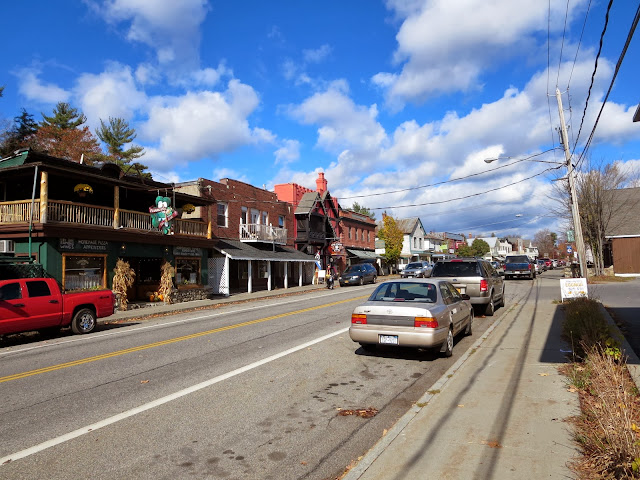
105, 273, 640, 480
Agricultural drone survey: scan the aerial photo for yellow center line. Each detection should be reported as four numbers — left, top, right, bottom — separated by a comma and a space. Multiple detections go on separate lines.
0, 295, 368, 384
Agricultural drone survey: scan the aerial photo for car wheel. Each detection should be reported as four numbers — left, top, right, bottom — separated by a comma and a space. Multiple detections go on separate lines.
72, 308, 97, 334
464, 310, 473, 336
484, 295, 495, 316
359, 277, 364, 286
441, 328, 454, 357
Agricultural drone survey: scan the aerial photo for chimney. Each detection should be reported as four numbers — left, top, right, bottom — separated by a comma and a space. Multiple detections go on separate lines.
316, 172, 327, 194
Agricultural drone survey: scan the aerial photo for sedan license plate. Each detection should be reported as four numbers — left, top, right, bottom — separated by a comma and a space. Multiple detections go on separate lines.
379, 335, 398, 345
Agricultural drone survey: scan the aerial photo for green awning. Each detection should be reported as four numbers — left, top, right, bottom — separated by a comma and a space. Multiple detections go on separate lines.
346, 249, 378, 260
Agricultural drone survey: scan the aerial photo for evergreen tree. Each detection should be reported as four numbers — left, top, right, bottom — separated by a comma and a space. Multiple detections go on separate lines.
96, 117, 149, 177
41, 102, 87, 130
14, 109, 38, 141
0, 108, 38, 156
350, 201, 375, 219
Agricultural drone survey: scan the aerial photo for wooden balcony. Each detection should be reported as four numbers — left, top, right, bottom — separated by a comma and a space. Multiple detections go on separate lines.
239, 223, 287, 245
0, 199, 208, 238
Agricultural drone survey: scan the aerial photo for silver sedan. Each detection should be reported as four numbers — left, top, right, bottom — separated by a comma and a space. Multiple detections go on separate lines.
349, 279, 473, 357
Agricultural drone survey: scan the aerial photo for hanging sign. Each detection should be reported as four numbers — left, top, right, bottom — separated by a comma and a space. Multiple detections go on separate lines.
330, 242, 343, 255
150, 196, 179, 235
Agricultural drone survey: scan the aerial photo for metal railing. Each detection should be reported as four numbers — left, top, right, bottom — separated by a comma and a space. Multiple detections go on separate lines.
239, 223, 287, 244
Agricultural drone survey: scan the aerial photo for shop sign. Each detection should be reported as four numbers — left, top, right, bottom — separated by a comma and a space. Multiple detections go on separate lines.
173, 246, 202, 257
560, 278, 588, 301
330, 242, 343, 255
59, 238, 108, 252
150, 196, 179, 235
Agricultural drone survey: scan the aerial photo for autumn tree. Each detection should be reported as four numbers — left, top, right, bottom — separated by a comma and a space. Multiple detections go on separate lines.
350, 201, 375, 219
377, 214, 404, 270
30, 125, 101, 164
96, 117, 149, 176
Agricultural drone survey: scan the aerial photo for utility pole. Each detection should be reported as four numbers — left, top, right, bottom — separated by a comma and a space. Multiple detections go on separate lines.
556, 88, 587, 278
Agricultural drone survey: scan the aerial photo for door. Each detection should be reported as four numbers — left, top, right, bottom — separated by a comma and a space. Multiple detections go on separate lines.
445, 282, 469, 333
22, 279, 63, 330
0, 281, 26, 335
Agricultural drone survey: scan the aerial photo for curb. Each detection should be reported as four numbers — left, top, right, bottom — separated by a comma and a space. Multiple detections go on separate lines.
599, 303, 640, 389
342, 310, 507, 480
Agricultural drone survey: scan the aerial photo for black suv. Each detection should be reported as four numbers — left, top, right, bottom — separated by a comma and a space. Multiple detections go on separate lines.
339, 263, 377, 287
430, 258, 505, 316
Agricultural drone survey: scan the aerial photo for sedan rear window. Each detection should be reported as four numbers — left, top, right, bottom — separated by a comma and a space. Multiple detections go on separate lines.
431, 262, 480, 277
369, 282, 437, 302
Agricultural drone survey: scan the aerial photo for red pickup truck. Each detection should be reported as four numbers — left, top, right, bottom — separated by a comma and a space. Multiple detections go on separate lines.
0, 277, 115, 336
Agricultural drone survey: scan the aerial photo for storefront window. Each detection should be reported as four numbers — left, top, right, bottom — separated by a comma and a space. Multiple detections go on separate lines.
63, 254, 106, 290
175, 257, 201, 286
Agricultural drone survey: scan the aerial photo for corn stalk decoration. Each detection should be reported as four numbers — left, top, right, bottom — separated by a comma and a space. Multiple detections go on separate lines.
112, 259, 135, 310
158, 260, 175, 304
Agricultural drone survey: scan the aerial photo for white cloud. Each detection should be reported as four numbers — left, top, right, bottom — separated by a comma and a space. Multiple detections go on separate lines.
74, 63, 147, 125
288, 80, 388, 154
376, 0, 588, 106
16, 69, 70, 104
212, 167, 250, 184
274, 139, 301, 164
97, 0, 209, 69
303, 44, 332, 63
140, 79, 260, 163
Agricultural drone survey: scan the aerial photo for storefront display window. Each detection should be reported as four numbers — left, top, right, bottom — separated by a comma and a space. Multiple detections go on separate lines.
63, 254, 106, 290
175, 257, 201, 286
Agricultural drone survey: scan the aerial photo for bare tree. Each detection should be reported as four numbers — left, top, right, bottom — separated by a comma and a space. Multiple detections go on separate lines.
533, 229, 556, 258
552, 159, 639, 275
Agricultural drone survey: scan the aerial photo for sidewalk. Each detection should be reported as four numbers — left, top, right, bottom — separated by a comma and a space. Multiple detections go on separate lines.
344, 285, 581, 480
107, 282, 326, 322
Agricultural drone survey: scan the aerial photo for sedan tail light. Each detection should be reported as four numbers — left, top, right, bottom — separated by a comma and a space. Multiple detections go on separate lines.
351, 313, 367, 324
415, 317, 438, 328
480, 279, 488, 292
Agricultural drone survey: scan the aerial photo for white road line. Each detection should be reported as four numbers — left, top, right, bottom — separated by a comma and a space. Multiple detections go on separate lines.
0, 288, 356, 357
0, 327, 350, 466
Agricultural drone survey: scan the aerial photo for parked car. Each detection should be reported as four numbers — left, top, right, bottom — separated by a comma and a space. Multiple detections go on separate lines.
504, 255, 536, 280
540, 258, 553, 270
349, 278, 473, 356
400, 261, 432, 278
552, 259, 558, 268
339, 263, 377, 287
490, 261, 504, 276
0, 277, 115, 336
536, 259, 547, 272
430, 258, 504, 316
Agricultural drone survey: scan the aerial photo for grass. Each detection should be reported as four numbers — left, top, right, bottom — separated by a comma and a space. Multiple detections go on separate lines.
560, 297, 640, 479
588, 275, 635, 284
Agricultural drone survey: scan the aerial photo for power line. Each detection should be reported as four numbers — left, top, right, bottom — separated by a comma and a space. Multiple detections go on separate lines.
572, 0, 615, 154
369, 165, 563, 211
339, 148, 560, 200
566, 0, 593, 89
575, 1, 640, 170
555, 0, 572, 88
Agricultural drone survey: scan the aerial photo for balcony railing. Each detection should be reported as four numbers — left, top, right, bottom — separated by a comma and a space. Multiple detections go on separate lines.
240, 223, 287, 245
0, 199, 208, 238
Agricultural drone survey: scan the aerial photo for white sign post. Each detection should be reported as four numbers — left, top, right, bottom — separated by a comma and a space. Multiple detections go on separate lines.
560, 278, 588, 301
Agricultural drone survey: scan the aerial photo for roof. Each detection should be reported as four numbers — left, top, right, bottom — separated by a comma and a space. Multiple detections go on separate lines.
294, 192, 320, 215
377, 217, 424, 236
606, 187, 640, 237
214, 239, 317, 262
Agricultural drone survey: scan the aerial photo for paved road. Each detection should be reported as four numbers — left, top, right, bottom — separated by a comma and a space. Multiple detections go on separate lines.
0, 279, 536, 480
590, 277, 640, 357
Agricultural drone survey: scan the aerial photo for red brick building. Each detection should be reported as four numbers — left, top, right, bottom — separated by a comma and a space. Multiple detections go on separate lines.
274, 172, 377, 274
175, 178, 316, 294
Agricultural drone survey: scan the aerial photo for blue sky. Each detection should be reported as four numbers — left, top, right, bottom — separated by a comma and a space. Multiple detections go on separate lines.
2, 0, 639, 240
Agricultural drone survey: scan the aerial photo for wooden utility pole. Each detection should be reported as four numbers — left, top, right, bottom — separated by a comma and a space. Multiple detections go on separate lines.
556, 88, 587, 278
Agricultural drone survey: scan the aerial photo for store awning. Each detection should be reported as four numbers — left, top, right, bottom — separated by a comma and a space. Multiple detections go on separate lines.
346, 249, 379, 260
215, 239, 317, 262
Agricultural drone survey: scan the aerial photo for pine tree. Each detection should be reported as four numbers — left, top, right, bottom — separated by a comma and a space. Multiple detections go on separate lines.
14, 109, 38, 141
41, 102, 87, 130
96, 117, 149, 176
0, 109, 38, 156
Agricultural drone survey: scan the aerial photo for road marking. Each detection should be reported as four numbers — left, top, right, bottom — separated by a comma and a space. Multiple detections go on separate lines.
0, 296, 366, 384
0, 327, 350, 466
0, 288, 365, 357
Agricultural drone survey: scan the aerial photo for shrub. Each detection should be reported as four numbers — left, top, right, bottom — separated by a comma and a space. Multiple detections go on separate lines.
562, 297, 617, 360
